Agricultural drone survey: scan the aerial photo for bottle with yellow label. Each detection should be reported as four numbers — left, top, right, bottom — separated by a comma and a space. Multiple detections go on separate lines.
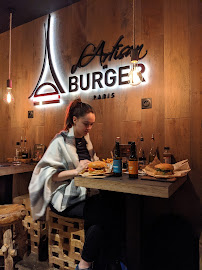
128, 141, 138, 179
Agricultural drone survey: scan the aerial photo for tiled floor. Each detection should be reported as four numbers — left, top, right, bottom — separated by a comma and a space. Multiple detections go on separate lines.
15, 253, 49, 270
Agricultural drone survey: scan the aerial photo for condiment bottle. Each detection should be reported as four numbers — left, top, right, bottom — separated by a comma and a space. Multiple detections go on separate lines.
138, 134, 146, 168
22, 137, 28, 159
15, 142, 21, 159
113, 141, 122, 177
128, 142, 138, 179
163, 147, 171, 164
13, 142, 22, 165
149, 134, 156, 163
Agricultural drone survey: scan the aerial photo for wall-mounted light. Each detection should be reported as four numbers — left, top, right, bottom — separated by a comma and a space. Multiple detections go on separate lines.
3, 9, 14, 104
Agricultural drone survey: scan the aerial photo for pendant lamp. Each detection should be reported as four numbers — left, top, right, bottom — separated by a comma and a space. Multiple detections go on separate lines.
3, 10, 14, 104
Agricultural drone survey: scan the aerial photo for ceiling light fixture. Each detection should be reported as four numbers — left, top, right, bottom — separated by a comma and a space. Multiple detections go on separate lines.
3, 9, 14, 104
129, 0, 147, 86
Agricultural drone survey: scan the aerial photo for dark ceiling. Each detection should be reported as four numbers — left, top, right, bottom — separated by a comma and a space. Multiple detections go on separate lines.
0, 0, 79, 34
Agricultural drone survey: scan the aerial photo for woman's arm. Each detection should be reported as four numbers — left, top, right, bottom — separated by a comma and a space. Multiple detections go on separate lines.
52, 159, 90, 182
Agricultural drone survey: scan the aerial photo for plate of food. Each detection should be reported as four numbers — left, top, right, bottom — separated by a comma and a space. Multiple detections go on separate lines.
80, 161, 109, 178
142, 157, 175, 179
142, 157, 191, 181
152, 163, 175, 178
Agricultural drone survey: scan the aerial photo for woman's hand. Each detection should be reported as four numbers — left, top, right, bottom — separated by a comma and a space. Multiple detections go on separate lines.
75, 159, 90, 175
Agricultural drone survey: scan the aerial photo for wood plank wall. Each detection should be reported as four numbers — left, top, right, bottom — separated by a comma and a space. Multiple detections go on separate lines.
0, 0, 201, 197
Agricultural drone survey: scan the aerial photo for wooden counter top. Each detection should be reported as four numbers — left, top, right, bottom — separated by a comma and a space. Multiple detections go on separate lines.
74, 174, 187, 198
0, 163, 36, 177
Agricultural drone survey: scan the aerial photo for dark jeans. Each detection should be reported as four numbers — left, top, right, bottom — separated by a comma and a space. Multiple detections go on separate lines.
50, 191, 125, 269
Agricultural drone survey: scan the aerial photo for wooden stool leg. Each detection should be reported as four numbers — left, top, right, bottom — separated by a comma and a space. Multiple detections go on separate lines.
2, 226, 14, 270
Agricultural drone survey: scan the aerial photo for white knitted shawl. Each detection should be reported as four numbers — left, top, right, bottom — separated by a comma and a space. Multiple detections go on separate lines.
28, 127, 98, 221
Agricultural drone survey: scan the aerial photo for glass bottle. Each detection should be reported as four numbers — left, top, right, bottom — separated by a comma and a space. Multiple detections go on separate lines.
163, 147, 171, 164
138, 134, 146, 168
113, 137, 121, 159
22, 137, 28, 159
13, 142, 21, 165
149, 134, 156, 163
113, 141, 122, 177
128, 142, 138, 179
156, 146, 160, 160
19, 136, 23, 158
15, 142, 20, 159
115, 137, 121, 143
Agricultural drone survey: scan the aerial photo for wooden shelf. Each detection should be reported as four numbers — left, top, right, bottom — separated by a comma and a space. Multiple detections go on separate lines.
7, 158, 32, 164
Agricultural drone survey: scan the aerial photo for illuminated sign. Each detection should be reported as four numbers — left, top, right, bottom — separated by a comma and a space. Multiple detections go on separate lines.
71, 35, 147, 73
69, 64, 145, 92
29, 15, 148, 106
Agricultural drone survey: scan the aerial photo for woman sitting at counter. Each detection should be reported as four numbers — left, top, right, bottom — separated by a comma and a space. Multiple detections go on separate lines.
29, 98, 124, 270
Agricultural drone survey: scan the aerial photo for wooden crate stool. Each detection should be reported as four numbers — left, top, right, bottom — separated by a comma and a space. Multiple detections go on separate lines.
0, 204, 26, 270
13, 194, 48, 256
48, 210, 85, 270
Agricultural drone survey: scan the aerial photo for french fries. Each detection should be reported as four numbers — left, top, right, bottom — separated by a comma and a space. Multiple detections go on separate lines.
102, 158, 113, 173
102, 158, 113, 163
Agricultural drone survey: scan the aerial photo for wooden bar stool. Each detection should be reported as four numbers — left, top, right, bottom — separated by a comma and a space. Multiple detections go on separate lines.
48, 210, 85, 270
13, 194, 48, 258
0, 204, 26, 270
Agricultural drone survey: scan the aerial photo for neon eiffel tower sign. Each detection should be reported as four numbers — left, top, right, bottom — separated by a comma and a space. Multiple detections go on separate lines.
29, 15, 65, 106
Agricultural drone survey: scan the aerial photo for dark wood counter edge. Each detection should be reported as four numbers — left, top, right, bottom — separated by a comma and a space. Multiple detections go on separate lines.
0, 164, 36, 176
74, 175, 187, 199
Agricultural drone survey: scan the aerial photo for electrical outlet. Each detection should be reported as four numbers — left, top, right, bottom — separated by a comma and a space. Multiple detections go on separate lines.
141, 98, 152, 109
28, 110, 34, 118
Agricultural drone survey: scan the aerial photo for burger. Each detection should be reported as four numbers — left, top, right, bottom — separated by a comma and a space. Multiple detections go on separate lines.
87, 161, 107, 175
154, 163, 174, 176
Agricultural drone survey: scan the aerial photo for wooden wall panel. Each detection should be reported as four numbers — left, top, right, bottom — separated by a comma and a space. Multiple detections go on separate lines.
87, 0, 122, 47
164, 0, 190, 119
119, 88, 141, 122
188, 0, 201, 171
140, 0, 164, 160
120, 121, 141, 145
189, 24, 201, 171
165, 118, 191, 162
30, 16, 47, 147
54, 7, 73, 89
0, 31, 12, 160
71, 0, 87, 66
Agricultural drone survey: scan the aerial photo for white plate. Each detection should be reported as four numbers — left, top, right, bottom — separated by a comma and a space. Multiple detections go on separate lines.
80, 172, 107, 178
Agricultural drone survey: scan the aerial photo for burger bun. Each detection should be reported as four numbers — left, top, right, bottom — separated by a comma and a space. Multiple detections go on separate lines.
88, 161, 107, 175
154, 163, 174, 175
88, 161, 107, 169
